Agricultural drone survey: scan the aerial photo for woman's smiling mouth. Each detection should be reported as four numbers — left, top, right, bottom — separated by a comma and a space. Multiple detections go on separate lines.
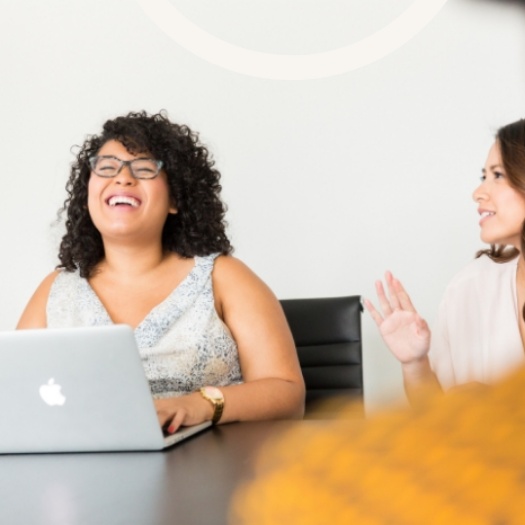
478, 209, 495, 224
106, 195, 141, 208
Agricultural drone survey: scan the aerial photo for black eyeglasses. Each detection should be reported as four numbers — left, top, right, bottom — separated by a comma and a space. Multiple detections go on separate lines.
89, 155, 164, 180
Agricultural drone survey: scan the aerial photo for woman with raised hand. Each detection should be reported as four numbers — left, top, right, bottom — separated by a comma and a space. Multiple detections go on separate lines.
17, 110, 305, 431
365, 119, 525, 398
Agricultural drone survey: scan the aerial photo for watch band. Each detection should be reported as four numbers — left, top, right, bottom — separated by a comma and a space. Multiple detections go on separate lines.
200, 386, 224, 424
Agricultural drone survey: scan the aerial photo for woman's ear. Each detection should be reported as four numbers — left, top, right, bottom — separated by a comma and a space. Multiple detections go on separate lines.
169, 202, 178, 215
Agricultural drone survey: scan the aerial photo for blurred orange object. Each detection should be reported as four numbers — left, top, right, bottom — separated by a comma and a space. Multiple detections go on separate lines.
230, 367, 525, 525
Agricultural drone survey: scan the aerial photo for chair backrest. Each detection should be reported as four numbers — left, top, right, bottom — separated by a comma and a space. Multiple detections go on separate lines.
280, 295, 363, 416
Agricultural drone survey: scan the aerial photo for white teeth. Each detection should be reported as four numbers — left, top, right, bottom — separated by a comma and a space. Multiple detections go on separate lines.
480, 211, 495, 219
108, 196, 140, 207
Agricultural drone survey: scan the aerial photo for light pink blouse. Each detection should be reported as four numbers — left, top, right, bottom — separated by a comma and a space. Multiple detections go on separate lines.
429, 255, 525, 389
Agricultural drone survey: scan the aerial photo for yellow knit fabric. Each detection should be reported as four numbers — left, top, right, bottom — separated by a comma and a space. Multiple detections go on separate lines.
230, 367, 525, 525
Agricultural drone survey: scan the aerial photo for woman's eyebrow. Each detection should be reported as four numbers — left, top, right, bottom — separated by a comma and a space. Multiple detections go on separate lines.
481, 164, 503, 174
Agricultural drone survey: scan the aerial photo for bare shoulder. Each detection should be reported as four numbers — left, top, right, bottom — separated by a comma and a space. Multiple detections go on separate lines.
212, 255, 278, 316
16, 270, 61, 329
212, 255, 273, 293
213, 254, 253, 275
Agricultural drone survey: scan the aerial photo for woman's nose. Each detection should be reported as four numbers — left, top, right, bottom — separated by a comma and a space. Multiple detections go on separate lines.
115, 164, 135, 185
472, 185, 487, 203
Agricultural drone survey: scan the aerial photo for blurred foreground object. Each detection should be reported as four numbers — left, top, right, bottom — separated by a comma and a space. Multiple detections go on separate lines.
230, 367, 525, 524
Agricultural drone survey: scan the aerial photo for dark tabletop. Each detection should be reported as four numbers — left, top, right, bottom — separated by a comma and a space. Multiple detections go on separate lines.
0, 420, 334, 525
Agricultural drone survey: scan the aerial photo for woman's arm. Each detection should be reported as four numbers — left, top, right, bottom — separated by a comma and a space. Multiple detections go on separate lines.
364, 271, 442, 403
155, 256, 305, 432
16, 271, 59, 329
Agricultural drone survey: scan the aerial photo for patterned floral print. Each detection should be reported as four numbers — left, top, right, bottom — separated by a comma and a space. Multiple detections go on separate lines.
47, 254, 242, 397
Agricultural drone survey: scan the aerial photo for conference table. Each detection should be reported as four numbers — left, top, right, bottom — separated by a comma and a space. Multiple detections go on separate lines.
0, 419, 350, 525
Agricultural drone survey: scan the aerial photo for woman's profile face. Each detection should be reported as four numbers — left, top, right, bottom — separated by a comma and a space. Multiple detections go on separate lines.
472, 142, 525, 250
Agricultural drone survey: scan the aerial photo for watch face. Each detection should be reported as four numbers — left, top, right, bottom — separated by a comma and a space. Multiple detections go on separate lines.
203, 386, 223, 401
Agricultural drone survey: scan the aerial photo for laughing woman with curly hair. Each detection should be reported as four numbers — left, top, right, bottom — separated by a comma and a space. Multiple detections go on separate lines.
17, 110, 305, 431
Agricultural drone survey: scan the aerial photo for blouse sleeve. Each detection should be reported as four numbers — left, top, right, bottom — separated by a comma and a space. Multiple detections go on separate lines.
428, 289, 457, 390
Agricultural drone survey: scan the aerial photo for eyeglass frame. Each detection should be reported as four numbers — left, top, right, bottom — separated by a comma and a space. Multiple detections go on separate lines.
88, 155, 164, 180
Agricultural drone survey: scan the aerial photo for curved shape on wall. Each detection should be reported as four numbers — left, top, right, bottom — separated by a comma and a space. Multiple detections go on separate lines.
136, 0, 450, 80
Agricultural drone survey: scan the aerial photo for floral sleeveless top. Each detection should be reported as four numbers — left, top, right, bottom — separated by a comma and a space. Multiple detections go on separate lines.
46, 254, 242, 398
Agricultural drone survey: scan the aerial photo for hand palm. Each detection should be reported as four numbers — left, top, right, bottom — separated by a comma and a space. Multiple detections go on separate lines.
379, 310, 430, 363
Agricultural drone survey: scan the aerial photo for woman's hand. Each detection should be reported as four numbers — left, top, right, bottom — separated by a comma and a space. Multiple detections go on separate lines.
364, 271, 431, 364
154, 392, 213, 434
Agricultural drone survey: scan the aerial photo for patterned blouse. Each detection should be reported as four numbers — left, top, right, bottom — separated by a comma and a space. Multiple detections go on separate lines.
46, 254, 242, 398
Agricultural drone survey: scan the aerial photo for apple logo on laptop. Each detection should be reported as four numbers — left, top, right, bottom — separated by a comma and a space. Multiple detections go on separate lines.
39, 378, 66, 406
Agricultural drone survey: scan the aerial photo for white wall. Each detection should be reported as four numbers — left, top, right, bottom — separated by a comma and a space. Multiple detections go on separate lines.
1, 0, 524, 411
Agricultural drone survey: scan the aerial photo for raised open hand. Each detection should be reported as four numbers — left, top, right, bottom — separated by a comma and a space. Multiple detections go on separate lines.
364, 271, 431, 364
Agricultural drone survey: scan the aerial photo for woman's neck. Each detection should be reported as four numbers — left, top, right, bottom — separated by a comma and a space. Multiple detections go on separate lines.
96, 241, 175, 280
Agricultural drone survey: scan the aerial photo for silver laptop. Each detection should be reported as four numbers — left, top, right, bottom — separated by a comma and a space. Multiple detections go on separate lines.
0, 324, 211, 453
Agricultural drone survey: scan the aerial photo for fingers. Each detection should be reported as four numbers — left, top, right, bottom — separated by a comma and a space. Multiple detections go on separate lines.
156, 407, 187, 434
363, 278, 395, 327
385, 271, 402, 310
375, 278, 394, 316
389, 273, 417, 312
156, 410, 171, 431
366, 271, 419, 321
168, 409, 189, 434
381, 271, 417, 313
155, 400, 186, 434
155, 402, 169, 428
363, 298, 384, 327
154, 395, 208, 434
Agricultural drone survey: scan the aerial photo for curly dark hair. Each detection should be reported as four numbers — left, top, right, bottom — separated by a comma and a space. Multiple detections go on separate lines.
57, 110, 233, 278
476, 118, 525, 263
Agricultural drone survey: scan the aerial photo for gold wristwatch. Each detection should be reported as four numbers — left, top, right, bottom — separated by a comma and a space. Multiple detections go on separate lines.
200, 386, 224, 424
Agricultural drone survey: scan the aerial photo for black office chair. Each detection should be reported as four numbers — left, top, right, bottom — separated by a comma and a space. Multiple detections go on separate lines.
280, 296, 363, 418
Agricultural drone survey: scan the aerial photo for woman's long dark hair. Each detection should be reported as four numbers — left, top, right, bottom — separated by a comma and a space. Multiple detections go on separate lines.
57, 110, 233, 278
476, 119, 525, 263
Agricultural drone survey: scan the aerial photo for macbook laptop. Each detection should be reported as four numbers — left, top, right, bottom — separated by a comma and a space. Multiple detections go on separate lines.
0, 324, 212, 453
